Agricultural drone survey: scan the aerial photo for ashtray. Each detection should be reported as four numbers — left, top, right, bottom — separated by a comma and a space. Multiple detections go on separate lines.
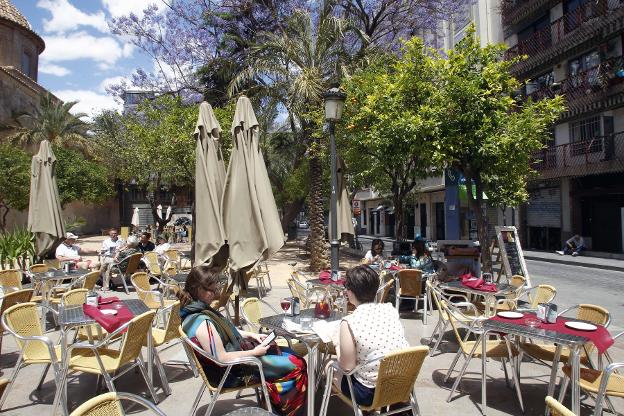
525, 318, 541, 328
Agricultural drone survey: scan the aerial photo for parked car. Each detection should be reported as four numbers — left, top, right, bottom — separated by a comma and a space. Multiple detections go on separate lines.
174, 216, 192, 226
298, 220, 309, 229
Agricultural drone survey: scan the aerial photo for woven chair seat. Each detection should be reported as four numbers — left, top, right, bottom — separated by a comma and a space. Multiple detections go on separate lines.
520, 343, 591, 366
562, 365, 624, 397
69, 348, 128, 373
24, 344, 63, 364
144, 298, 177, 310
462, 340, 518, 359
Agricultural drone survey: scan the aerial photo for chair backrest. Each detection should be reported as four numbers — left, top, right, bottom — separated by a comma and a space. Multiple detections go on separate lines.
29, 264, 48, 274
3, 302, 46, 359
161, 301, 181, 344
240, 297, 261, 331
397, 269, 422, 297
163, 266, 177, 277
287, 279, 299, 299
0, 269, 22, 291
44, 259, 61, 270
62, 289, 88, 307
143, 251, 162, 276
528, 284, 557, 309
544, 396, 574, 416
69, 392, 167, 416
375, 278, 394, 303
441, 301, 475, 352
163, 249, 180, 262
427, 281, 445, 315
576, 304, 610, 326
131, 272, 151, 292
0, 289, 33, 323
80, 271, 100, 291
369, 346, 429, 409
509, 275, 526, 289
118, 311, 156, 366
179, 327, 217, 389
124, 253, 144, 275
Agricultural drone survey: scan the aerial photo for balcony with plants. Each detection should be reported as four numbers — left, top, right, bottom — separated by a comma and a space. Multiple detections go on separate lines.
505, 0, 624, 75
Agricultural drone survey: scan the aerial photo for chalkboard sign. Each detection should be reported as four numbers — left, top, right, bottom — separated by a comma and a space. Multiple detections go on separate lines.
495, 226, 531, 287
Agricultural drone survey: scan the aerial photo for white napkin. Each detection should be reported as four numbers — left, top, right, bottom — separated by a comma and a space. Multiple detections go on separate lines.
312, 320, 341, 343
282, 319, 302, 332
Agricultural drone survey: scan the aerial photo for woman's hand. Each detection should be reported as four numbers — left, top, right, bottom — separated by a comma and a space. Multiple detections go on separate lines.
246, 332, 267, 344
251, 344, 270, 356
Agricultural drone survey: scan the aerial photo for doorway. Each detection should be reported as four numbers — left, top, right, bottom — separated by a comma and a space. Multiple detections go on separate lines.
435, 202, 445, 240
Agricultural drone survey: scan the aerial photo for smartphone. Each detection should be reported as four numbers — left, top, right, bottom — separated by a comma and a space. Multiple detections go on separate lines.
258, 331, 277, 348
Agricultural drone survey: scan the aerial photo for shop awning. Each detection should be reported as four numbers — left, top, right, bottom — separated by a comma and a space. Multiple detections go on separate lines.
459, 184, 488, 202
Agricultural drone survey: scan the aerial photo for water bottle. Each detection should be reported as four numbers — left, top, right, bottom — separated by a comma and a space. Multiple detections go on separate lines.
63, 262, 70, 273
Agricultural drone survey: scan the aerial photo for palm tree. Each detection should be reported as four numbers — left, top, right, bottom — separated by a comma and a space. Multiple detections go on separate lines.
229, 2, 349, 271
3, 93, 91, 154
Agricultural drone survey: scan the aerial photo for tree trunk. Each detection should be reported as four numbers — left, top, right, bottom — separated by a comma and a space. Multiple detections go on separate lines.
280, 198, 305, 232
393, 195, 406, 241
0, 203, 9, 232
465, 171, 492, 273
308, 155, 328, 271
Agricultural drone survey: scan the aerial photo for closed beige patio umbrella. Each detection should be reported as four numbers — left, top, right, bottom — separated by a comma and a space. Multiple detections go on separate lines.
194, 101, 227, 267
27, 140, 64, 259
330, 157, 355, 239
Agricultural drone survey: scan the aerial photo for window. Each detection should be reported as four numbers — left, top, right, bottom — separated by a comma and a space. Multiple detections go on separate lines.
21, 51, 31, 78
569, 116, 602, 155
518, 14, 551, 51
526, 71, 554, 97
568, 50, 601, 88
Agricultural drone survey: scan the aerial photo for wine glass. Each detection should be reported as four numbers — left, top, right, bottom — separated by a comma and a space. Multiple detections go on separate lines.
280, 298, 291, 318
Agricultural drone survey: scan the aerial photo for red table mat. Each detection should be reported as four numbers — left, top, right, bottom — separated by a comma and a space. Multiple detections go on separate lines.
83, 298, 133, 333
461, 276, 497, 292
492, 313, 614, 354
319, 270, 345, 285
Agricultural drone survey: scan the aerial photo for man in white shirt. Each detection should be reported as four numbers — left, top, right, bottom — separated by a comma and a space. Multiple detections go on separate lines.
100, 228, 125, 288
154, 235, 171, 255
55, 232, 97, 269
556, 234, 585, 257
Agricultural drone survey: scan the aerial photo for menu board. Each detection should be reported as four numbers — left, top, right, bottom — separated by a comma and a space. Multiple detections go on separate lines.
495, 226, 531, 287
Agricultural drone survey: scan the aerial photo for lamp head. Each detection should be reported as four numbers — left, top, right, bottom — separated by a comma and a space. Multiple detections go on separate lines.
323, 85, 346, 121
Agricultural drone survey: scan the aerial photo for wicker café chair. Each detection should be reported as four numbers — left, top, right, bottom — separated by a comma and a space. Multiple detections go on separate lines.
557, 331, 624, 416
0, 269, 23, 293
0, 302, 63, 410
131, 272, 176, 311
72, 270, 100, 291
0, 289, 33, 355
180, 327, 272, 416
163, 249, 182, 270
495, 284, 557, 313
110, 253, 143, 294
395, 269, 429, 323
69, 392, 167, 416
255, 261, 273, 289
374, 278, 395, 304
29, 264, 48, 274
240, 297, 308, 356
520, 304, 611, 368
52, 311, 158, 414
545, 396, 574, 416
319, 346, 430, 416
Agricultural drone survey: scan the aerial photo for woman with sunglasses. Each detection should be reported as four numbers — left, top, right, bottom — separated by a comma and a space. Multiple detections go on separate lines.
178, 265, 307, 416
363, 238, 385, 265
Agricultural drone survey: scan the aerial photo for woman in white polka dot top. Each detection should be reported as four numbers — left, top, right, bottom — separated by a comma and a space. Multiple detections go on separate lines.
332, 265, 409, 406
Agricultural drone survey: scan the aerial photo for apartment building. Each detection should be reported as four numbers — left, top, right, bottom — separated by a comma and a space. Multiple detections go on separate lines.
503, 0, 624, 253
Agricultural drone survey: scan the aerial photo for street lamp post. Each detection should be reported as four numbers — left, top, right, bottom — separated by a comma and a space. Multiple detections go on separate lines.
323, 86, 346, 281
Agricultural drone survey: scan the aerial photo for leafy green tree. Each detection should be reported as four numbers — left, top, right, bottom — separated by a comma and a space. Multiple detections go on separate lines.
0, 145, 31, 231
339, 39, 437, 240
429, 26, 565, 271
3, 93, 92, 154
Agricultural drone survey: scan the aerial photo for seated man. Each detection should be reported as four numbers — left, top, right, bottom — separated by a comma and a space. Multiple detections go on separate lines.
55, 232, 98, 270
99, 228, 125, 290
154, 235, 171, 255
556, 234, 585, 257
138, 232, 155, 253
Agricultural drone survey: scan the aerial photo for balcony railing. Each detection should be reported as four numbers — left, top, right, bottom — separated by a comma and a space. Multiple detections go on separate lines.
506, 1, 624, 61
532, 131, 624, 179
525, 56, 624, 103
501, 0, 558, 27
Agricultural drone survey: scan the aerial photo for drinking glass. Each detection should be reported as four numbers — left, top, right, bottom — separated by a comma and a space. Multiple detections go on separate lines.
280, 298, 290, 318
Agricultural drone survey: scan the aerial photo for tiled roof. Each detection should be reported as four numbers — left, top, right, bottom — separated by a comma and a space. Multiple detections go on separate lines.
0, 0, 32, 31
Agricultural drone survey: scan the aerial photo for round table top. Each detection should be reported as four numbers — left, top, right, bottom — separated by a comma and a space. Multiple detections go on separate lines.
306, 278, 344, 287
222, 407, 275, 416
34, 269, 89, 280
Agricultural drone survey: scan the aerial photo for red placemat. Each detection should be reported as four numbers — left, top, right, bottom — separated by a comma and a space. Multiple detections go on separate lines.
83, 301, 133, 333
461, 276, 497, 292
319, 270, 345, 285
492, 313, 614, 354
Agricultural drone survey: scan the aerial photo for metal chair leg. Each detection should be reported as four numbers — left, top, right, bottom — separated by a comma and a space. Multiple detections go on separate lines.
430, 321, 448, 357
0, 357, 22, 409
447, 339, 480, 402
505, 338, 524, 413
37, 363, 51, 390
152, 346, 172, 395
410, 388, 421, 416
444, 349, 464, 382
189, 384, 206, 416
137, 358, 159, 404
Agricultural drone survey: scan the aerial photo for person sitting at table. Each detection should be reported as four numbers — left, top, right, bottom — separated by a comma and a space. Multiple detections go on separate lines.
137, 232, 155, 253
154, 235, 171, 255
102, 236, 140, 291
55, 232, 98, 270
330, 265, 409, 406
363, 239, 385, 265
397, 239, 435, 273
179, 265, 307, 416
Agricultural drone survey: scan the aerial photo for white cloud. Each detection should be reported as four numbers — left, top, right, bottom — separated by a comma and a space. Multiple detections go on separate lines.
41, 31, 133, 67
39, 63, 71, 76
98, 75, 128, 92
53, 89, 121, 119
101, 0, 161, 18
37, 0, 108, 34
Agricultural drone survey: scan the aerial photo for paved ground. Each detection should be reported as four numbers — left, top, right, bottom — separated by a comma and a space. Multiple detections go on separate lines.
0, 236, 622, 415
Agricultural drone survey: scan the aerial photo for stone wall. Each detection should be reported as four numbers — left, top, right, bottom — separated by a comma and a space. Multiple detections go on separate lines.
0, 67, 40, 137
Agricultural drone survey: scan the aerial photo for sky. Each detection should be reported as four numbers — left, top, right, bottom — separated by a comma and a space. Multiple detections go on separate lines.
17, 0, 160, 118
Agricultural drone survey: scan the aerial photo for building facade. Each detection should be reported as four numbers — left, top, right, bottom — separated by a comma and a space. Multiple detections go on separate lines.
502, 0, 624, 253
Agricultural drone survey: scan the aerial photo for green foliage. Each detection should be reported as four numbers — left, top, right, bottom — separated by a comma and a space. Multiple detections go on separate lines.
0, 145, 31, 227
429, 26, 565, 208
64, 216, 87, 233
0, 227, 35, 270
54, 146, 114, 206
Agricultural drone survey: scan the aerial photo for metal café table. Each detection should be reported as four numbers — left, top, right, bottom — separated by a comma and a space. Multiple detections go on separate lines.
480, 318, 589, 416
58, 298, 167, 392
439, 280, 515, 316
259, 309, 342, 416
